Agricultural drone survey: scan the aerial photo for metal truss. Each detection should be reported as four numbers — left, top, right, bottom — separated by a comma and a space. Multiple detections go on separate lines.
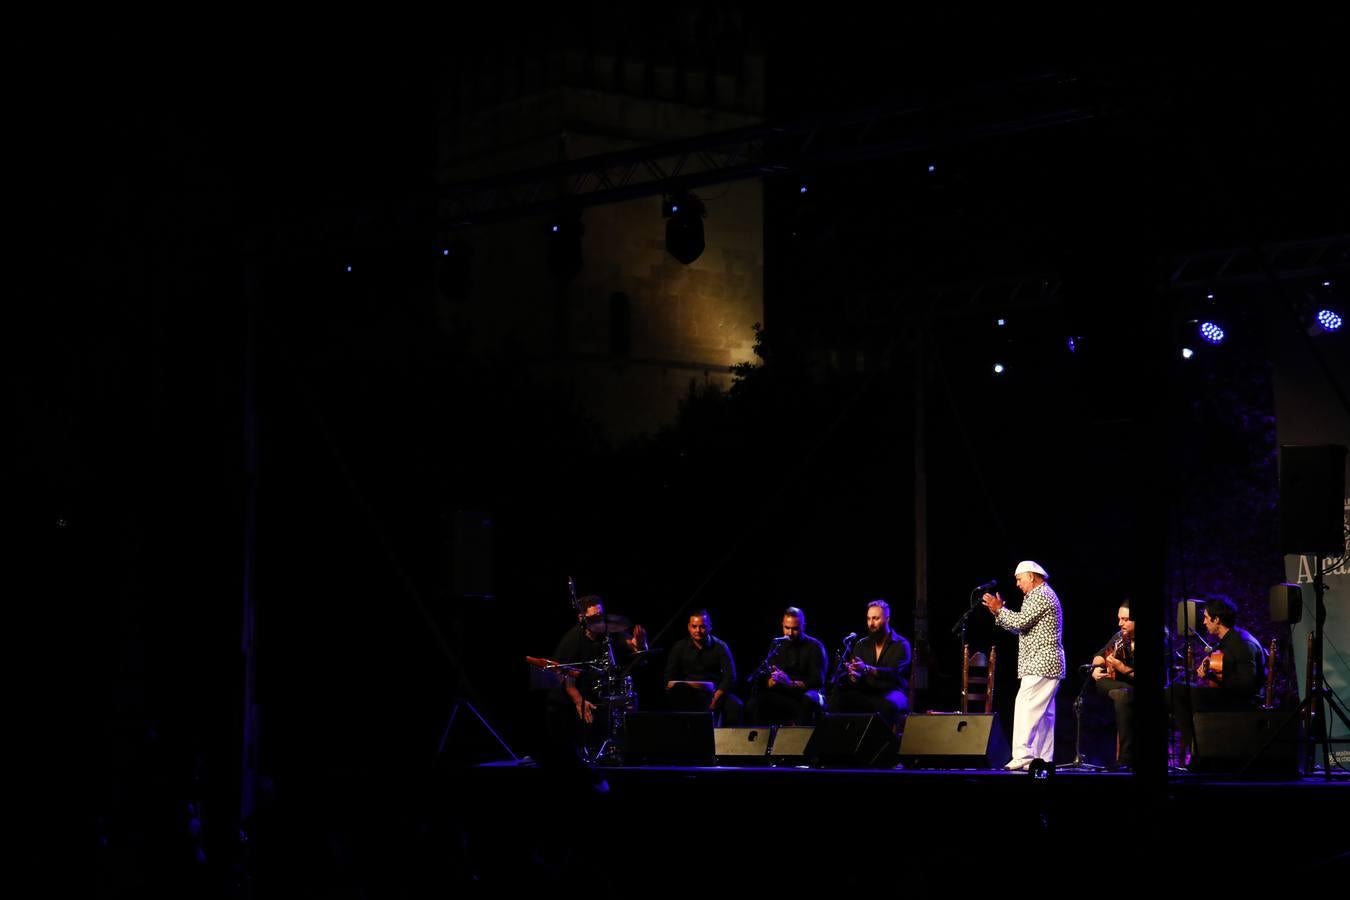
1168, 234, 1350, 290
440, 73, 1094, 228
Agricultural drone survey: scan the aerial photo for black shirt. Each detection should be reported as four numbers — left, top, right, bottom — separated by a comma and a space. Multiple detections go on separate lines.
665, 635, 738, 693
755, 635, 827, 692
1209, 626, 1266, 699
547, 624, 611, 708
1096, 629, 1136, 684
842, 629, 911, 694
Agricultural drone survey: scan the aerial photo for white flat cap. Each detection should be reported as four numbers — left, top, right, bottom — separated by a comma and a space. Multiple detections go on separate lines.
1014, 560, 1048, 578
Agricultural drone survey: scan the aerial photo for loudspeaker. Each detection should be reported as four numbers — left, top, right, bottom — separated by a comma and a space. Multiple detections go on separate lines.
1279, 444, 1347, 555
898, 713, 1011, 769
714, 727, 771, 765
1176, 599, 1202, 637
1191, 711, 1300, 774
803, 714, 898, 768
624, 713, 715, 765
768, 726, 815, 765
1269, 583, 1303, 625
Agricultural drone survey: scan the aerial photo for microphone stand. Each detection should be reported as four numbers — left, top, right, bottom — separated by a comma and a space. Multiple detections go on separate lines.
829, 634, 862, 689
747, 641, 784, 686
1058, 666, 1106, 772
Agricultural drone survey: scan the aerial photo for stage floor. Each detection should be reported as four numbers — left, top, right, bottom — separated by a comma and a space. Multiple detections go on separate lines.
447, 758, 1349, 885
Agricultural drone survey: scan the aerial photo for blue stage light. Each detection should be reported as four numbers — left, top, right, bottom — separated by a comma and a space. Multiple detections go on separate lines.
1316, 309, 1342, 332
1199, 321, 1225, 344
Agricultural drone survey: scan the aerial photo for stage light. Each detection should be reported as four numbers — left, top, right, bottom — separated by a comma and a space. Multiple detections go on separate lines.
927, 163, 937, 174
663, 192, 706, 265
799, 185, 808, 194
1316, 309, 1343, 332
1181, 347, 1195, 360
993, 362, 1005, 374
1066, 336, 1080, 354
547, 213, 584, 282
996, 318, 1006, 327
437, 240, 474, 303
1199, 321, 1225, 344
345, 264, 352, 273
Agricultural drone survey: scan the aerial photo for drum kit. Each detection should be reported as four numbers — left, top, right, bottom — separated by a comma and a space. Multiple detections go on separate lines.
532, 599, 644, 764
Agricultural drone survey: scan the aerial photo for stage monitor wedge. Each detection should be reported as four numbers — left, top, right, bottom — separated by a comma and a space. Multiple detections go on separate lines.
898, 713, 1010, 769
804, 714, 898, 768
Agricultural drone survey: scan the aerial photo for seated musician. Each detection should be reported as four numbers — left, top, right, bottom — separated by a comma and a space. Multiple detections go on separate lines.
542, 595, 646, 767
1170, 595, 1266, 765
664, 609, 744, 725
1089, 602, 1135, 766
827, 599, 911, 731
746, 607, 828, 725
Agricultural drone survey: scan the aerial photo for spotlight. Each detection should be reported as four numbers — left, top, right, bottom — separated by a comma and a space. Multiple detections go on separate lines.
663, 192, 706, 264
437, 240, 474, 303
1198, 321, 1225, 344
1316, 309, 1343, 332
993, 362, 1005, 374
547, 212, 584, 282
1181, 347, 1195, 360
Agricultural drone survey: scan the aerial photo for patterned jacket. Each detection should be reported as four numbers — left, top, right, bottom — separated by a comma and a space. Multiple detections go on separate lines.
994, 582, 1066, 679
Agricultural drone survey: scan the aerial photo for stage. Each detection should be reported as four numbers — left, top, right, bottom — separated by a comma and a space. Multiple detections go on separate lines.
442, 758, 1349, 887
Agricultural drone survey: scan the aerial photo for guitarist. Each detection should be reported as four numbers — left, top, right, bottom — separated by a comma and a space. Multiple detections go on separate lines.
1170, 595, 1266, 766
1089, 602, 1136, 766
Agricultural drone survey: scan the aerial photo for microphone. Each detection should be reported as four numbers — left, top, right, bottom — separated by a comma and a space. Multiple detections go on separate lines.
842, 632, 859, 644
975, 579, 998, 592
773, 636, 790, 642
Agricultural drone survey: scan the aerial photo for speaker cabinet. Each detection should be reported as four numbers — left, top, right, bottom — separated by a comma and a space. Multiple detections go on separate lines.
1176, 599, 1203, 637
768, 726, 814, 765
623, 713, 715, 765
1191, 711, 1301, 775
1279, 444, 1347, 555
898, 713, 1011, 769
804, 713, 898, 768
1269, 583, 1303, 625
713, 727, 772, 765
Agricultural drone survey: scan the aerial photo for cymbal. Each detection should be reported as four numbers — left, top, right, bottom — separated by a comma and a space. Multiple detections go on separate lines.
585, 613, 631, 634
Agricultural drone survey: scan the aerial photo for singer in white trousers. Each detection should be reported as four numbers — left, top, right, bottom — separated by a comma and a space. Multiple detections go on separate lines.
983, 562, 1066, 770
1010, 675, 1058, 766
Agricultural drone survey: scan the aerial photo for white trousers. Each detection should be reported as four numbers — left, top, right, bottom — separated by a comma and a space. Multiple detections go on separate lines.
1011, 675, 1059, 763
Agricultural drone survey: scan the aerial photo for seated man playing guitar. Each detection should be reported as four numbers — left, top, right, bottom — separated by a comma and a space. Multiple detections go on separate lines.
1170, 595, 1266, 765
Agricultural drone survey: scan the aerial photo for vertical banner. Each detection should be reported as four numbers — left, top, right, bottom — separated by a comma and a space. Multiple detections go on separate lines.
1272, 309, 1350, 760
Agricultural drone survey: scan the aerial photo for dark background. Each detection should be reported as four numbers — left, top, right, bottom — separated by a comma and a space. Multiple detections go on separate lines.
11, 14, 1347, 892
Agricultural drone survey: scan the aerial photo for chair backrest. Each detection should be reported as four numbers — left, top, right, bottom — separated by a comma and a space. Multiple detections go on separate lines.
962, 643, 996, 714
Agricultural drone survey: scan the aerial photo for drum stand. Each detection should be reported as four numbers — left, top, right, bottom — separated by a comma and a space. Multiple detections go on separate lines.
588, 633, 634, 765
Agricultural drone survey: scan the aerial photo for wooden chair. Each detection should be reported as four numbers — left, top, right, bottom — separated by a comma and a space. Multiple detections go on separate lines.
962, 644, 996, 714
